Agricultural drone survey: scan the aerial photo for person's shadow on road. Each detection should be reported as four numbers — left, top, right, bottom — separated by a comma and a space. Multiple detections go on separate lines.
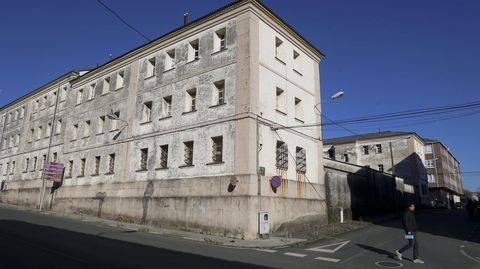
357, 244, 412, 262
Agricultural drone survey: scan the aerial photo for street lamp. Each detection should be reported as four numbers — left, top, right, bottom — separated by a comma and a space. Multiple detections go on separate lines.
314, 90, 344, 115
107, 110, 129, 141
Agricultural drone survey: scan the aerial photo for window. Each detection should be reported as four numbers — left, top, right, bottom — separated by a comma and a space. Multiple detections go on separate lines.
60, 86, 67, 102
140, 148, 148, 171
362, 145, 369, 155
14, 134, 19, 146
162, 96, 172, 118
6, 113, 11, 124
142, 101, 152, 123
212, 80, 225, 106
98, 116, 105, 134
165, 49, 175, 70
296, 147, 306, 173
24, 158, 29, 173
93, 156, 100, 175
2, 138, 6, 149
327, 147, 335, 160
41, 155, 46, 171
79, 158, 86, 177
72, 124, 78, 140
9, 136, 13, 148
3, 162, 7, 175
159, 145, 168, 168
88, 83, 96, 100
146, 57, 156, 78
52, 152, 57, 162
425, 145, 433, 154
427, 174, 436, 183
107, 154, 115, 174
375, 144, 382, 153
110, 111, 120, 131
185, 88, 196, 112
29, 128, 34, 142
34, 100, 39, 111
36, 126, 42, 140
211, 136, 223, 163
19, 107, 25, 118
10, 161, 15, 175
46, 122, 52, 138
102, 77, 110, 95
42, 96, 47, 109
66, 160, 73, 178
51, 91, 56, 106
55, 119, 62, 135
188, 39, 199, 62
344, 154, 349, 163
425, 159, 435, 168
84, 120, 91, 138
214, 28, 226, 52
76, 89, 83, 105
13, 110, 18, 121
378, 164, 384, 172
276, 141, 288, 170
293, 50, 301, 73
183, 141, 194, 166
275, 37, 284, 61
294, 97, 303, 120
116, 71, 125, 90
32, 157, 37, 171
276, 87, 285, 112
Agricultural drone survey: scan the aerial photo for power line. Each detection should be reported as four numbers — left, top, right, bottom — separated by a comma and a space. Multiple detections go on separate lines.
96, 0, 151, 42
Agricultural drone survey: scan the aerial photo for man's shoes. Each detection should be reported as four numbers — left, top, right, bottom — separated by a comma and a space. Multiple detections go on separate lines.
413, 259, 424, 264
395, 250, 402, 261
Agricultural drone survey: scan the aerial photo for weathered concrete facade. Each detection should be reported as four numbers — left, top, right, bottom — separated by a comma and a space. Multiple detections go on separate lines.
0, 0, 326, 239
323, 131, 430, 207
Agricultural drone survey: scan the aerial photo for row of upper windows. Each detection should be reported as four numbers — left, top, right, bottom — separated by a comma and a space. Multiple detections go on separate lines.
76, 70, 126, 105
1, 107, 25, 126
274, 36, 303, 75
275, 87, 305, 121
1, 133, 20, 150
141, 80, 226, 122
144, 28, 227, 79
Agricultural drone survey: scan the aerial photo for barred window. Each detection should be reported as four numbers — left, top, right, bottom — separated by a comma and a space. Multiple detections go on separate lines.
212, 136, 223, 163
108, 154, 115, 174
67, 160, 73, 178
94, 156, 100, 175
184, 141, 194, 166
159, 145, 168, 168
140, 148, 148, 171
79, 158, 86, 177
296, 147, 306, 173
276, 141, 288, 170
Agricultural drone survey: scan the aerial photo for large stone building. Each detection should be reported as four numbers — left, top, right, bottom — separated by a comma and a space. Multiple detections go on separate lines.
0, 0, 326, 239
423, 138, 463, 208
323, 131, 430, 206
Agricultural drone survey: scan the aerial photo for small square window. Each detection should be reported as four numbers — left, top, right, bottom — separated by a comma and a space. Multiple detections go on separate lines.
362, 145, 369, 155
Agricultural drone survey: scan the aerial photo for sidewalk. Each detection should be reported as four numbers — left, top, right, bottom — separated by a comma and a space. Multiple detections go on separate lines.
1, 202, 374, 249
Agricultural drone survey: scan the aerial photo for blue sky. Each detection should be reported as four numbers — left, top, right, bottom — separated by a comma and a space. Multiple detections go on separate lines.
1, 0, 479, 191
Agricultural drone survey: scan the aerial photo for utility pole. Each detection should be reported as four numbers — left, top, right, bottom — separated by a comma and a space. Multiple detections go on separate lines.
39, 83, 61, 211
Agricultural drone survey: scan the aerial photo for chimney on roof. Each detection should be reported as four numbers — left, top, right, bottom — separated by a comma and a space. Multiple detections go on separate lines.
183, 12, 189, 25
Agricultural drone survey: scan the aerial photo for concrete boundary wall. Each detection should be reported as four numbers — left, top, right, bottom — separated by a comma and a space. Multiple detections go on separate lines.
324, 158, 413, 222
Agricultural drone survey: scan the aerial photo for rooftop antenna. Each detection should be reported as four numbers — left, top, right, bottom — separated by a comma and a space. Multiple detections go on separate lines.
184, 12, 189, 25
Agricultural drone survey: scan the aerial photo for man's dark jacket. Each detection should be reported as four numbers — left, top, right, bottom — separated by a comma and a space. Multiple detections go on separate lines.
402, 210, 417, 233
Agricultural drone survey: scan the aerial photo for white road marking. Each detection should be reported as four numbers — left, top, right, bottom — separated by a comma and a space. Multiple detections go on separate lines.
284, 252, 307, 257
460, 250, 480, 264
255, 249, 277, 253
315, 256, 341, 262
306, 240, 350, 253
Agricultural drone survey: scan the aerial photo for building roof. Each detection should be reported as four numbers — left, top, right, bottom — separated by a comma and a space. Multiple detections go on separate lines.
323, 131, 416, 145
72, 0, 325, 85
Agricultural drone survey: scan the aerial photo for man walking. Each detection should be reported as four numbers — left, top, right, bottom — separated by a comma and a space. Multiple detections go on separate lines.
396, 203, 424, 264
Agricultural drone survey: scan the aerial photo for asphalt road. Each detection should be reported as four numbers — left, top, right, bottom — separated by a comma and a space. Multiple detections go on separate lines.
0, 204, 479, 269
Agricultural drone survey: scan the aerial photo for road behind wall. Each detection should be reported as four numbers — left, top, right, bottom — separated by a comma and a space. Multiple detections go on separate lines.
324, 158, 415, 223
